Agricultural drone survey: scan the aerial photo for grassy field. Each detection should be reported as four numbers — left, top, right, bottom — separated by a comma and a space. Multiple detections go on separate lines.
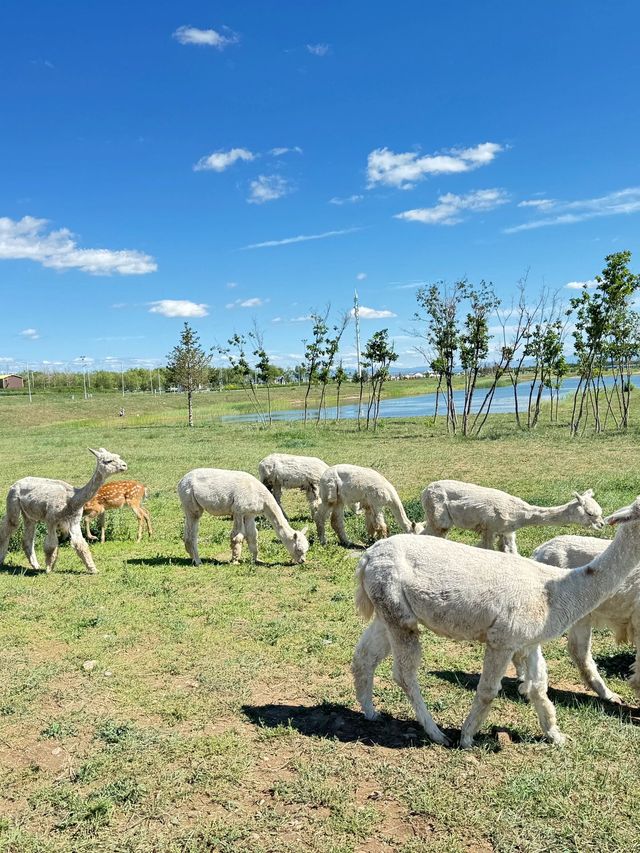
1, 389, 639, 852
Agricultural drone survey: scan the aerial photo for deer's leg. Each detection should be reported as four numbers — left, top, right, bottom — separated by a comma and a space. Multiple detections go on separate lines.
523, 645, 566, 745
130, 506, 145, 542
21, 517, 40, 571
352, 616, 391, 721
230, 515, 245, 563
44, 525, 59, 573
387, 624, 450, 746
84, 516, 97, 541
183, 511, 202, 565
69, 522, 97, 574
459, 645, 513, 748
99, 512, 107, 544
143, 507, 153, 538
567, 617, 621, 703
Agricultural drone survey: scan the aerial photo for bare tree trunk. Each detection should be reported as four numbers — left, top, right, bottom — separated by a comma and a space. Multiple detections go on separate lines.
188, 390, 193, 427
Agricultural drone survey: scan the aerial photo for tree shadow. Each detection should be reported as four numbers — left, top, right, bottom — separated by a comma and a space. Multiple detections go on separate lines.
432, 669, 640, 725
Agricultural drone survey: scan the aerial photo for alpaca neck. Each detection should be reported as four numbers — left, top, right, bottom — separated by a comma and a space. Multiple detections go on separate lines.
549, 521, 640, 631
69, 463, 108, 513
389, 491, 413, 532
522, 501, 576, 527
262, 492, 293, 542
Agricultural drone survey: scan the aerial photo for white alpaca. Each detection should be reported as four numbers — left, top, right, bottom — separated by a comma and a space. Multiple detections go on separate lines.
351, 497, 640, 748
0, 448, 128, 574
177, 468, 309, 565
258, 453, 329, 521
315, 463, 422, 547
531, 534, 640, 703
421, 479, 604, 553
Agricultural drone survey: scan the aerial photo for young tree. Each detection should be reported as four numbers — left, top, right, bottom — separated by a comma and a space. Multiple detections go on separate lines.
249, 323, 273, 425
223, 333, 265, 423
301, 311, 328, 424
333, 361, 349, 420
165, 322, 212, 426
363, 329, 398, 430
459, 281, 500, 435
316, 312, 349, 423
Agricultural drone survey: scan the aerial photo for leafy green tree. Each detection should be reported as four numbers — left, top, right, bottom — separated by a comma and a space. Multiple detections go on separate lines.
459, 281, 499, 435
301, 311, 328, 424
166, 323, 212, 426
333, 361, 349, 420
363, 329, 398, 430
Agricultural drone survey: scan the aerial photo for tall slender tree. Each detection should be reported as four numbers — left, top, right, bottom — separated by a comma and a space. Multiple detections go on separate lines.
165, 323, 212, 427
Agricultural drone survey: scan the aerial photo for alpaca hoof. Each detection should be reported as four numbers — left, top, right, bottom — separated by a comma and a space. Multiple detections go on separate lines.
606, 692, 623, 705
547, 728, 566, 747
363, 708, 381, 722
429, 729, 451, 747
86, 567, 98, 575
459, 735, 475, 750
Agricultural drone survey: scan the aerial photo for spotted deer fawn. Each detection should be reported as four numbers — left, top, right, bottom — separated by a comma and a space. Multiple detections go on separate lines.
83, 480, 152, 543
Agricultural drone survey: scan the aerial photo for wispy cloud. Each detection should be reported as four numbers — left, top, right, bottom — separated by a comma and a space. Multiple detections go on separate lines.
290, 314, 313, 322
356, 272, 367, 281
149, 300, 208, 318
226, 297, 267, 309
395, 189, 509, 225
565, 279, 597, 290
306, 43, 330, 56
390, 280, 429, 290
329, 194, 364, 205
507, 188, 640, 233
517, 198, 555, 210
367, 142, 504, 190
173, 25, 239, 49
247, 175, 292, 204
194, 147, 255, 172
270, 146, 303, 156
0, 216, 157, 275
243, 227, 361, 249
20, 328, 40, 340
352, 306, 397, 319
226, 281, 238, 289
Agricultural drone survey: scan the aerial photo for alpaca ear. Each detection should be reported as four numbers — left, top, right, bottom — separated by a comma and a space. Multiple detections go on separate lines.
88, 448, 99, 457
572, 491, 584, 505
300, 526, 309, 537
585, 489, 594, 498
605, 499, 640, 525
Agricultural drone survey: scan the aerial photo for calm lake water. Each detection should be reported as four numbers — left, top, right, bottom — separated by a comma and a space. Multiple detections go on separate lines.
221, 375, 633, 423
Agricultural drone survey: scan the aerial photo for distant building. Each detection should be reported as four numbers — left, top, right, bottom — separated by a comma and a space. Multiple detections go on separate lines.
0, 374, 24, 390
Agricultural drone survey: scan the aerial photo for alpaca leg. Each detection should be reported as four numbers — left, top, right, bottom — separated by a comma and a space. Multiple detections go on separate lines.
512, 649, 528, 687
0, 494, 21, 565
306, 487, 321, 522
244, 516, 259, 562
373, 511, 388, 540
315, 502, 330, 545
230, 515, 245, 563
44, 526, 59, 573
498, 532, 518, 554
567, 618, 621, 703
352, 616, 391, 721
183, 512, 202, 565
330, 503, 351, 547
69, 523, 97, 574
627, 612, 640, 694
524, 645, 566, 745
22, 518, 40, 571
480, 528, 496, 550
272, 484, 288, 520
387, 626, 450, 746
364, 507, 376, 539
459, 646, 513, 748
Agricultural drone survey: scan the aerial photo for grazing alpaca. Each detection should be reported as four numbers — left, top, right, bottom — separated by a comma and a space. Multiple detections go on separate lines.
315, 463, 422, 547
421, 479, 603, 553
0, 448, 128, 574
177, 468, 309, 565
258, 453, 329, 521
83, 480, 152, 543
531, 533, 640, 703
352, 497, 640, 747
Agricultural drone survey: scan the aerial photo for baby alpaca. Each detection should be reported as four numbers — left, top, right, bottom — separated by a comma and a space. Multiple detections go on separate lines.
258, 453, 329, 521
177, 468, 309, 565
0, 448, 128, 574
315, 463, 422, 547
352, 497, 640, 747
421, 479, 603, 553
83, 480, 152, 543
532, 534, 640, 702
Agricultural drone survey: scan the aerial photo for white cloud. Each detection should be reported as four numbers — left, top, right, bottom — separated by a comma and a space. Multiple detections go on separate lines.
20, 328, 40, 340
226, 281, 238, 289
226, 297, 267, 309
247, 175, 292, 204
291, 314, 313, 322
329, 194, 364, 205
565, 279, 597, 290
270, 146, 303, 156
367, 142, 503, 189
395, 189, 509, 226
173, 25, 239, 49
352, 306, 397, 319
0, 216, 156, 275
307, 43, 329, 56
507, 188, 640, 233
244, 227, 361, 249
356, 272, 367, 281
390, 280, 429, 290
194, 147, 255, 172
149, 300, 208, 318
271, 317, 282, 323
518, 199, 555, 209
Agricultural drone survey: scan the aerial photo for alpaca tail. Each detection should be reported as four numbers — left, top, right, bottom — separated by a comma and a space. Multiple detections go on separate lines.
354, 554, 375, 621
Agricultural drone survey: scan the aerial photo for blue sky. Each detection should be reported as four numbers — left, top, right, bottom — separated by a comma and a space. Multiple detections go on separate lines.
1, 0, 639, 373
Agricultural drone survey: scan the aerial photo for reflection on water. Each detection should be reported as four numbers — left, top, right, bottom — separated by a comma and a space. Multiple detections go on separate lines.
222, 375, 635, 423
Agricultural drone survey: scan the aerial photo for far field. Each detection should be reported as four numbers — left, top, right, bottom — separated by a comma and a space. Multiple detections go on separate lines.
0, 387, 639, 852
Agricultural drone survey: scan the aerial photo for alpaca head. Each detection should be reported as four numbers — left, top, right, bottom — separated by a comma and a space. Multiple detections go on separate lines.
605, 496, 640, 527
571, 489, 604, 530
88, 447, 128, 476
290, 526, 310, 564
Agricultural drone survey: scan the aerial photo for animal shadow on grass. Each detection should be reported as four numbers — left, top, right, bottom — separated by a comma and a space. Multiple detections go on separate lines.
125, 555, 219, 568
0, 562, 80, 577
433, 669, 640, 727
593, 650, 635, 679
242, 702, 458, 749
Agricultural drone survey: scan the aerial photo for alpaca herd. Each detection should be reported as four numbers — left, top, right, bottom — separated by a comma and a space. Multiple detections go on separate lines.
1, 447, 639, 749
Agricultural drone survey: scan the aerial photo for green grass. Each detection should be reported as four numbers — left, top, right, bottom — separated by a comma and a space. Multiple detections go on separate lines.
1, 391, 640, 851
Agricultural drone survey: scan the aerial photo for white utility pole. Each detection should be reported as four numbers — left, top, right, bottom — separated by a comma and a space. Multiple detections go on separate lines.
81, 356, 88, 400
354, 290, 362, 378
26, 362, 32, 403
